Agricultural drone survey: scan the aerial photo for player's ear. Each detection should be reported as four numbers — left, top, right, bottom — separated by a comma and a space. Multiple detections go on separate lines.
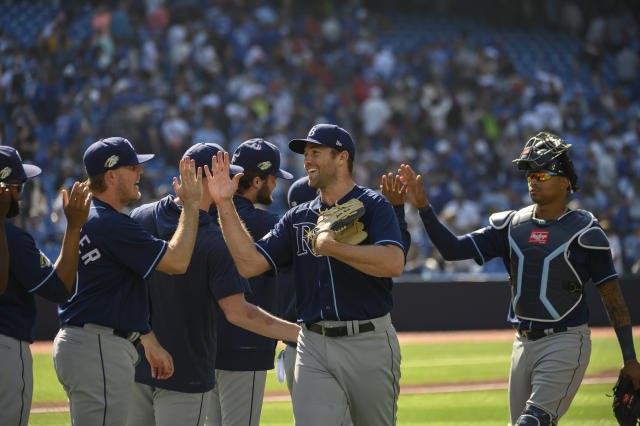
252, 176, 263, 189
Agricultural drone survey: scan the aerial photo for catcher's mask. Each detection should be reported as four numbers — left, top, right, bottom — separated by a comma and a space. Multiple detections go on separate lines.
513, 131, 579, 193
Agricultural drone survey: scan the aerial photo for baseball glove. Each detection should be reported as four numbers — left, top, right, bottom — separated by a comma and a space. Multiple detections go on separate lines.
307, 198, 367, 255
612, 370, 640, 425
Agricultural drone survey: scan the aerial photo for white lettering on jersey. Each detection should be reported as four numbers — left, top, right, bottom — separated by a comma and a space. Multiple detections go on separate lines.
293, 222, 318, 257
79, 235, 101, 264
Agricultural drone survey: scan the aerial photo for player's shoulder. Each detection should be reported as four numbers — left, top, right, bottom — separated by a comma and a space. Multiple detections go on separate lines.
575, 211, 610, 250
353, 184, 388, 207
5, 221, 34, 248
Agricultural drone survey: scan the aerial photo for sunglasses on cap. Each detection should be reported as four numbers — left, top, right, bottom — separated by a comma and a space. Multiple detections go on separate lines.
526, 171, 559, 183
3, 182, 25, 193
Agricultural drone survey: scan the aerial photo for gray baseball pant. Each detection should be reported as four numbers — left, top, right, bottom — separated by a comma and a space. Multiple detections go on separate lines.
0, 334, 32, 426
292, 313, 401, 426
53, 324, 140, 426
508, 324, 591, 425
206, 369, 267, 426
127, 382, 212, 426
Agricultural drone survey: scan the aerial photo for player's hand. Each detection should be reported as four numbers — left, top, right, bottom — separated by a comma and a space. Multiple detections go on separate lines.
0, 183, 11, 219
380, 172, 406, 206
141, 333, 175, 380
622, 359, 640, 390
314, 229, 336, 256
204, 151, 243, 204
174, 156, 203, 210
397, 164, 429, 209
62, 182, 92, 230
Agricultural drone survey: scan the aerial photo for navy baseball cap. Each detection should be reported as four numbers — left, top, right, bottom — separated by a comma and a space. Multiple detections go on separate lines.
182, 143, 243, 175
289, 124, 356, 161
287, 176, 319, 208
232, 138, 293, 179
0, 146, 41, 182
83, 137, 154, 176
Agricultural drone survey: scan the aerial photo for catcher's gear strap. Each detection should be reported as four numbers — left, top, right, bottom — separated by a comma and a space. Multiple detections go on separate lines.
489, 210, 516, 230
515, 404, 557, 426
578, 227, 610, 250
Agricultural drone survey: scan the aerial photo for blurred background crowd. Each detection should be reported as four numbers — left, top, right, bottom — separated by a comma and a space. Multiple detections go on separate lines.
1, 0, 639, 279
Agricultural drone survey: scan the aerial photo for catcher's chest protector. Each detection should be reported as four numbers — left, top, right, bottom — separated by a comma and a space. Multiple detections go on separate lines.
508, 205, 593, 322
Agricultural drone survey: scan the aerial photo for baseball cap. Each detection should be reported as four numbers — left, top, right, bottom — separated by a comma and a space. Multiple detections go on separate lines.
182, 143, 243, 175
83, 137, 154, 176
0, 146, 42, 182
232, 138, 293, 179
289, 124, 356, 161
287, 176, 319, 208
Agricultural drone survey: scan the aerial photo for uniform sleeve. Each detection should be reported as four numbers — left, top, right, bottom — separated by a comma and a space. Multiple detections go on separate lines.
208, 243, 252, 300
255, 212, 294, 274
10, 229, 69, 303
364, 195, 404, 251
392, 204, 411, 258
100, 215, 167, 279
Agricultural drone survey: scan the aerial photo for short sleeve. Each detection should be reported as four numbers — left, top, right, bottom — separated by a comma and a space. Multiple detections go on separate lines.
255, 212, 294, 274
365, 196, 404, 250
208, 243, 252, 300
587, 246, 618, 286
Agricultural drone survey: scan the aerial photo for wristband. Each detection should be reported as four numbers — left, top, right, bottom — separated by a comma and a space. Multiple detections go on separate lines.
614, 325, 637, 361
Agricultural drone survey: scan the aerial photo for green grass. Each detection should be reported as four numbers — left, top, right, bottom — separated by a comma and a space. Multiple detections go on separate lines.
32, 335, 630, 424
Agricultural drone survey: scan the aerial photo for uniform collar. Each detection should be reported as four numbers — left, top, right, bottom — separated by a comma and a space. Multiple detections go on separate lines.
309, 185, 361, 211
209, 195, 253, 219
164, 195, 212, 226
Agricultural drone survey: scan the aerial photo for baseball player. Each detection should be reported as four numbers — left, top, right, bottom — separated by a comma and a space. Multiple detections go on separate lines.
207, 138, 294, 426
398, 131, 640, 425
53, 137, 203, 426
0, 146, 91, 426
207, 124, 406, 426
126, 142, 300, 426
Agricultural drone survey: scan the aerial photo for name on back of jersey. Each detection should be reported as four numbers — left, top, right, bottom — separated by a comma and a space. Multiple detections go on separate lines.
79, 234, 102, 265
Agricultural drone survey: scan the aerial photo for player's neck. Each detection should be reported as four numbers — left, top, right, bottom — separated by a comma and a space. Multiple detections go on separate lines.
93, 193, 123, 212
320, 178, 356, 206
534, 202, 568, 221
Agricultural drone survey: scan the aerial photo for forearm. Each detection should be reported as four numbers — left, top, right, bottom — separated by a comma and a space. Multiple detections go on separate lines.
140, 330, 160, 348
0, 220, 7, 295
54, 225, 82, 292
229, 302, 300, 342
158, 205, 200, 274
418, 205, 478, 260
598, 279, 637, 361
217, 199, 271, 277
321, 242, 404, 277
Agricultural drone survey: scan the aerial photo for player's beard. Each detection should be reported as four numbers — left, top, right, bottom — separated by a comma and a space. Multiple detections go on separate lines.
6, 196, 20, 218
256, 184, 273, 205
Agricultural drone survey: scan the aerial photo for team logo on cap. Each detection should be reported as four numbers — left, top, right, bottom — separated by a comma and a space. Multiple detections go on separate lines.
0, 167, 11, 180
257, 161, 271, 171
308, 125, 319, 137
104, 155, 120, 168
335, 140, 342, 147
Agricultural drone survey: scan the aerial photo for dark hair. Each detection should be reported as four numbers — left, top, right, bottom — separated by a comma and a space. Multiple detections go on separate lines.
330, 148, 353, 174
237, 170, 269, 192
86, 173, 106, 193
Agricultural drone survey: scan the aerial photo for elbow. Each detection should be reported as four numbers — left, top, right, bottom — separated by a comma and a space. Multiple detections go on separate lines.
389, 262, 404, 277
237, 265, 254, 279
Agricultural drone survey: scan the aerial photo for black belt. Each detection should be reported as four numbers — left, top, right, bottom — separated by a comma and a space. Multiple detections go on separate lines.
515, 326, 567, 341
306, 321, 375, 337
68, 322, 141, 347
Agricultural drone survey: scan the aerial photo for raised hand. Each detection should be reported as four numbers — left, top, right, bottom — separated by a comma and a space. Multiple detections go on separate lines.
397, 164, 429, 209
204, 151, 243, 205
0, 183, 10, 219
62, 182, 92, 230
380, 172, 406, 206
174, 156, 203, 209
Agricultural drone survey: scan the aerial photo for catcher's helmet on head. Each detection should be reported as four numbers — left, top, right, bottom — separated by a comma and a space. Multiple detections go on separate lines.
513, 131, 579, 193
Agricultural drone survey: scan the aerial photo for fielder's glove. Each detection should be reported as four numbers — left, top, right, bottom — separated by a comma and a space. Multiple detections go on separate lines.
307, 198, 367, 255
612, 370, 640, 425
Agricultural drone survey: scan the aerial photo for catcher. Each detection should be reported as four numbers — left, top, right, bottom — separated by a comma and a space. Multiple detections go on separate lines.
207, 124, 406, 426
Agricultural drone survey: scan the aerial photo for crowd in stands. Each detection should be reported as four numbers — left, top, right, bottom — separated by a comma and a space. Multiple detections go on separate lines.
1, 0, 639, 278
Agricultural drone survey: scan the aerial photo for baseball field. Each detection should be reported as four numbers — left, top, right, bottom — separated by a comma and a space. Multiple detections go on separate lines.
29, 328, 629, 425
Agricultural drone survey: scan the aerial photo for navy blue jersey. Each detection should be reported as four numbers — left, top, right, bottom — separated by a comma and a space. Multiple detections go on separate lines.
58, 198, 167, 333
131, 196, 250, 392
0, 223, 70, 342
211, 195, 279, 371
256, 185, 404, 322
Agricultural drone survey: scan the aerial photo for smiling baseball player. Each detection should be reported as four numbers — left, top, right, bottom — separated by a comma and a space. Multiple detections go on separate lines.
0, 146, 91, 426
207, 124, 405, 426
399, 131, 640, 425
53, 137, 203, 426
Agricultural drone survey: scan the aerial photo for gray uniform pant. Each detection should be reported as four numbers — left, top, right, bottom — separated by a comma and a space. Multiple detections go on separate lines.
53, 325, 140, 426
127, 382, 212, 426
0, 334, 32, 426
508, 324, 591, 425
293, 313, 401, 426
206, 369, 267, 426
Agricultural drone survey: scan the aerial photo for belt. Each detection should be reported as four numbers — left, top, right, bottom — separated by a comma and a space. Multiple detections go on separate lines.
67, 323, 142, 347
515, 326, 567, 341
305, 321, 375, 337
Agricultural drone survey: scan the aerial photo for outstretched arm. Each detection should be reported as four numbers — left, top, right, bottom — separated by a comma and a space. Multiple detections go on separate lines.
381, 172, 411, 259
598, 279, 640, 389
0, 184, 10, 294
156, 157, 203, 274
218, 293, 300, 342
206, 151, 271, 278
54, 182, 92, 292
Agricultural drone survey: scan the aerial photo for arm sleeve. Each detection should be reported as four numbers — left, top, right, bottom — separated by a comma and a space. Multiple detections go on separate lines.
588, 246, 618, 286
365, 196, 404, 251
393, 204, 411, 259
255, 213, 294, 274
208, 243, 252, 301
